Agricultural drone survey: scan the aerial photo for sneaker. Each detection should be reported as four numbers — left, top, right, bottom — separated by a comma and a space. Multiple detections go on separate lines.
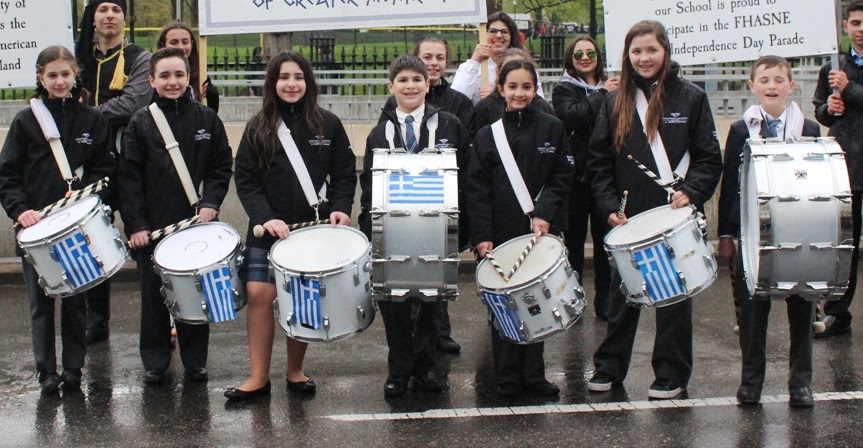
648, 378, 684, 399
587, 371, 615, 392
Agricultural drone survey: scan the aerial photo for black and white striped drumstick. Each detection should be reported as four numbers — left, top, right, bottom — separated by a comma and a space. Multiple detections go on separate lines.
14, 177, 108, 229
617, 190, 629, 219
626, 155, 676, 198
150, 215, 200, 242
507, 235, 539, 279
252, 219, 331, 238
485, 253, 509, 282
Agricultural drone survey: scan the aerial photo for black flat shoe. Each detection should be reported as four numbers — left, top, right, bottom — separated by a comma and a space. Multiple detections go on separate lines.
86, 327, 109, 345
412, 370, 446, 392
287, 377, 316, 394
184, 367, 208, 382
224, 380, 272, 401
789, 386, 814, 408
525, 379, 560, 396
736, 384, 762, 405
39, 372, 62, 394
437, 337, 461, 354
143, 370, 166, 385
61, 369, 82, 389
384, 379, 408, 398
496, 383, 520, 398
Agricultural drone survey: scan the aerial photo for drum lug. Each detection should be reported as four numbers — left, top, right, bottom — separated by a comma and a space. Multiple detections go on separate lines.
23, 252, 34, 266
357, 305, 366, 321
419, 210, 441, 217
835, 193, 853, 204
162, 277, 173, 290
518, 322, 529, 340
809, 194, 833, 202
365, 280, 370, 292
805, 282, 830, 293
777, 194, 800, 202
195, 278, 202, 292
677, 271, 687, 287
93, 255, 105, 269
442, 208, 460, 217
803, 152, 826, 161
49, 246, 58, 262
101, 210, 112, 227
320, 283, 327, 297
418, 288, 439, 298
703, 254, 716, 271
564, 264, 574, 278
552, 308, 562, 323
388, 210, 411, 217
236, 253, 245, 267
113, 237, 125, 251
810, 242, 835, 251
771, 153, 793, 161
776, 243, 802, 251
323, 317, 330, 331
418, 255, 441, 263
200, 300, 209, 316
38, 275, 49, 290
354, 263, 361, 286
387, 255, 410, 263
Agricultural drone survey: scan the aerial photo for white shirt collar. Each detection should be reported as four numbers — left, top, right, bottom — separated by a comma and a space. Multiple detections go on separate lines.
760, 106, 787, 136
395, 104, 425, 125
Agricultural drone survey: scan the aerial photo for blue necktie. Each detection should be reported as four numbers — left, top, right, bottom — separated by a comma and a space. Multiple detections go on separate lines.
765, 117, 782, 138
404, 115, 418, 153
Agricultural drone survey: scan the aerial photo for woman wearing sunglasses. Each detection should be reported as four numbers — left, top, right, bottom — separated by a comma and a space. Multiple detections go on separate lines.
552, 36, 619, 322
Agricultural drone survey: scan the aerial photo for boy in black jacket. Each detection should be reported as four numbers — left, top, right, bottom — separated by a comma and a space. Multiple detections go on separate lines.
359, 55, 470, 398
118, 48, 233, 385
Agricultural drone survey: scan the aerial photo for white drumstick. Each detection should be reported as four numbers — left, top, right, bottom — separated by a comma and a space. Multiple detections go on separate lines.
253, 219, 330, 238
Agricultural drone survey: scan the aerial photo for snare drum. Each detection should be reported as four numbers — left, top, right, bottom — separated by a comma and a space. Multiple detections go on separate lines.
152, 222, 246, 324
270, 225, 373, 343
369, 148, 459, 301
18, 196, 127, 298
604, 205, 717, 308
740, 137, 853, 300
476, 234, 585, 344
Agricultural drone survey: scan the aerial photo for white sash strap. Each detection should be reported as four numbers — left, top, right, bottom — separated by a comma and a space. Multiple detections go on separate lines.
278, 121, 325, 209
425, 113, 438, 151
149, 103, 199, 206
385, 121, 396, 151
635, 89, 690, 183
30, 99, 83, 182
491, 119, 534, 215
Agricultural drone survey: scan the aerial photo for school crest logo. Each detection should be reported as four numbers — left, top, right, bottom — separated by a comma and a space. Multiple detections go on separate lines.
194, 129, 212, 141
75, 133, 93, 145
435, 138, 454, 149
663, 112, 687, 124
538, 142, 556, 154
309, 135, 332, 146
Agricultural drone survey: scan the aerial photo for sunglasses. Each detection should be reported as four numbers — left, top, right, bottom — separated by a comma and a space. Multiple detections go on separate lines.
574, 50, 598, 60
488, 28, 511, 36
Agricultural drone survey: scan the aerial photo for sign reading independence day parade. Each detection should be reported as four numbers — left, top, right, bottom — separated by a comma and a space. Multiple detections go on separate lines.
604, 0, 838, 71
0, 0, 74, 88
199, 0, 488, 36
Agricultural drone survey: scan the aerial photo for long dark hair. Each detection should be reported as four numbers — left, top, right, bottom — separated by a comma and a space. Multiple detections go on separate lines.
487, 12, 523, 49
34, 45, 90, 103
248, 51, 325, 170
156, 22, 200, 98
562, 36, 606, 83
611, 20, 672, 152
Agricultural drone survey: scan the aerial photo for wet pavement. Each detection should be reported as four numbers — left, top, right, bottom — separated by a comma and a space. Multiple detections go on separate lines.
2, 265, 863, 447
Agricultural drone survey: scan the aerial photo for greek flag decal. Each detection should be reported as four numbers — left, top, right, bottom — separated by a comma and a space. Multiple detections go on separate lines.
388, 172, 444, 205
481, 291, 523, 342
290, 277, 322, 329
200, 266, 237, 323
53, 232, 102, 289
634, 243, 684, 302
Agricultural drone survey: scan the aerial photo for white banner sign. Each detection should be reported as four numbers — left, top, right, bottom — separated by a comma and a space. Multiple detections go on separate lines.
199, 0, 488, 36
0, 0, 74, 88
603, 0, 839, 71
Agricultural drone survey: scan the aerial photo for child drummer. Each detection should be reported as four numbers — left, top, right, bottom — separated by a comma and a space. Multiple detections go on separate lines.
717, 55, 821, 408
118, 48, 232, 385
0, 45, 116, 393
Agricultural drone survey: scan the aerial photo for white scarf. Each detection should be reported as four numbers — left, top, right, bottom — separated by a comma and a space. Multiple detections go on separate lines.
743, 101, 805, 140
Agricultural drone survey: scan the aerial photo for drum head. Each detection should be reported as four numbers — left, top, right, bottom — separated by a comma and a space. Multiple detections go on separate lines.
18, 196, 101, 243
477, 234, 564, 289
153, 223, 240, 271
271, 226, 369, 273
604, 205, 692, 246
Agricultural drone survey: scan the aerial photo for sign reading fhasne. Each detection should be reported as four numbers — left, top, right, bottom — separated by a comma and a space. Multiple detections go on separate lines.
0, 0, 73, 88
199, 0, 487, 36
603, 0, 838, 70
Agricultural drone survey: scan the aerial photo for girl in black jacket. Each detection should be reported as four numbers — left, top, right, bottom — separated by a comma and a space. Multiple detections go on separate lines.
473, 49, 554, 132
157, 22, 219, 113
0, 46, 115, 393
585, 21, 722, 400
552, 36, 619, 321
226, 51, 356, 401
466, 59, 574, 398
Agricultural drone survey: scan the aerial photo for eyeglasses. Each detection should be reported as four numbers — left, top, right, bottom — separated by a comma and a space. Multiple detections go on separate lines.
574, 50, 598, 60
488, 28, 511, 36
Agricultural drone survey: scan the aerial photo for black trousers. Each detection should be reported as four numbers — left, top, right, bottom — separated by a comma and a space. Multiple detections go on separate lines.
378, 298, 438, 380
133, 248, 208, 372
566, 180, 612, 318
823, 191, 862, 322
734, 257, 814, 388
23, 259, 86, 375
432, 302, 453, 339
85, 279, 111, 329
593, 270, 693, 387
489, 326, 545, 387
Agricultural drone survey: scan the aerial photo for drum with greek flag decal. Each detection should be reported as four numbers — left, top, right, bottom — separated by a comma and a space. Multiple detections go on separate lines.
18, 196, 128, 298
604, 205, 717, 308
152, 222, 246, 324
270, 225, 374, 343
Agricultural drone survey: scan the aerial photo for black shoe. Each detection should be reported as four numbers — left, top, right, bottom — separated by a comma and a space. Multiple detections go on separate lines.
39, 372, 62, 394
384, 379, 408, 398
60, 369, 82, 389
525, 379, 560, 396
789, 386, 814, 408
437, 337, 461, 354
143, 370, 166, 385
224, 380, 272, 401
184, 367, 208, 382
814, 316, 851, 339
287, 377, 316, 394
587, 371, 616, 392
496, 383, 521, 398
86, 326, 109, 345
736, 384, 762, 405
648, 378, 685, 400
412, 370, 446, 392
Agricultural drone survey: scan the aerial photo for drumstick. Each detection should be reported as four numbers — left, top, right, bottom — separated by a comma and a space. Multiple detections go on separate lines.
13, 177, 108, 229
149, 215, 200, 242
252, 219, 331, 238
617, 190, 629, 219
507, 234, 539, 279
485, 253, 509, 282
627, 155, 676, 198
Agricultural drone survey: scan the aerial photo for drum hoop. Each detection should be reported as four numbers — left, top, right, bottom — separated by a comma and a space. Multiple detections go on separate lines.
17, 198, 103, 246
268, 225, 371, 276
477, 251, 567, 294
605, 212, 695, 251
154, 242, 244, 276
152, 222, 242, 272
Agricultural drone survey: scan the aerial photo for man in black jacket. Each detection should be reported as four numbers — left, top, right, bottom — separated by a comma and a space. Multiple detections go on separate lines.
812, 0, 863, 338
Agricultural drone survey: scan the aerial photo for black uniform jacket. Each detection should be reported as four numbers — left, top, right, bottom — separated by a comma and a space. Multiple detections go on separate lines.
552, 79, 609, 183
359, 105, 470, 238
814, 51, 863, 192
380, 79, 476, 136
717, 118, 821, 237
587, 67, 722, 221
0, 90, 115, 224
119, 91, 233, 235
235, 100, 356, 248
465, 108, 574, 245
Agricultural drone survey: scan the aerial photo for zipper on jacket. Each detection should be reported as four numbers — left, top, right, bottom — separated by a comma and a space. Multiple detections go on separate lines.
518, 110, 522, 128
